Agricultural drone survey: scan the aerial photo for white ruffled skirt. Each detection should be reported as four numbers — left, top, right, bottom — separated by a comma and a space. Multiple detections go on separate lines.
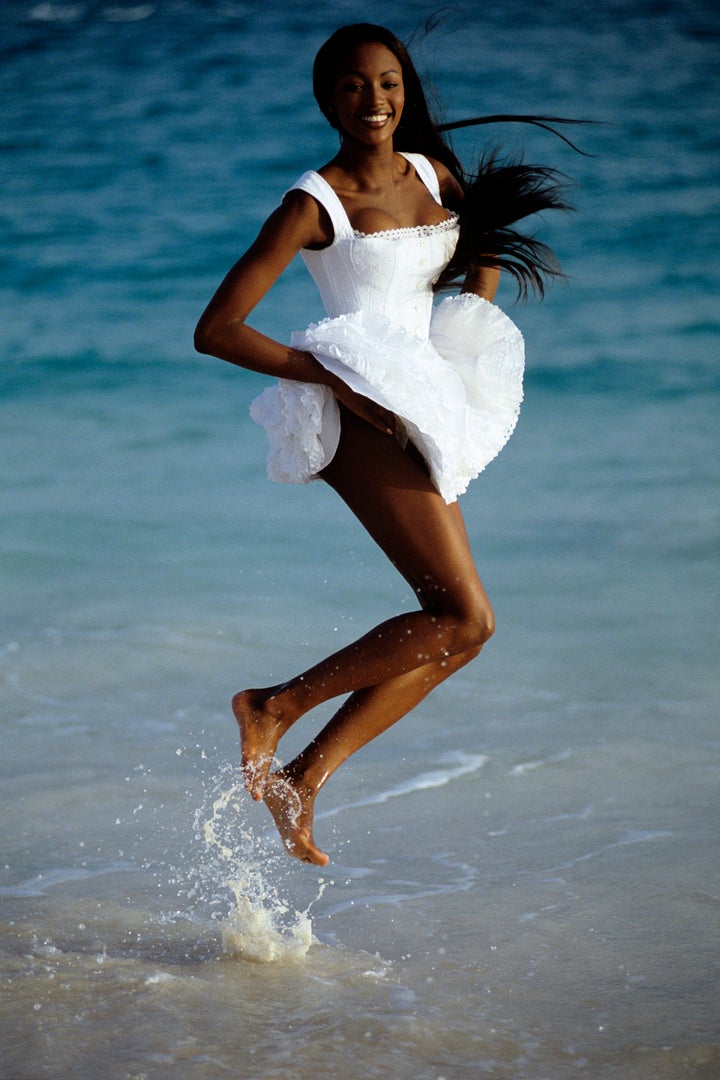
249, 294, 524, 505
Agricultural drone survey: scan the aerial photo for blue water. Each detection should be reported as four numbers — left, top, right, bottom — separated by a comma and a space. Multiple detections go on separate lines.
2, 2, 719, 1078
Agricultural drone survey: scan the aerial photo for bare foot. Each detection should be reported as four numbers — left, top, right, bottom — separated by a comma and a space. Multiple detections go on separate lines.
263, 773, 329, 867
232, 689, 286, 801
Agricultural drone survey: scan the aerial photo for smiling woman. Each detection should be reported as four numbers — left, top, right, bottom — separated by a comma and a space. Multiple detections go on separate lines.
317, 43, 452, 239
194, 22, 572, 866
330, 44, 405, 143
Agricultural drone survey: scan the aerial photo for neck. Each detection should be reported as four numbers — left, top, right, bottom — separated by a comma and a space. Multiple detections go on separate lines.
333, 138, 401, 184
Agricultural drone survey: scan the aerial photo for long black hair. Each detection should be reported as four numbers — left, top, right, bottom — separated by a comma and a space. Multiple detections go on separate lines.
313, 23, 582, 298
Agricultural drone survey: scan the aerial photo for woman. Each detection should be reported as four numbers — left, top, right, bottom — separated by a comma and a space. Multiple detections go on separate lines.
195, 24, 569, 866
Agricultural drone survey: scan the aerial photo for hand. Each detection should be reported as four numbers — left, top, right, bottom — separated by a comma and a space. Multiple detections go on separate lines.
330, 380, 398, 436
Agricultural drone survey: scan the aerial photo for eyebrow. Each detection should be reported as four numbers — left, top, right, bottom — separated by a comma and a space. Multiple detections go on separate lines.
339, 68, 401, 77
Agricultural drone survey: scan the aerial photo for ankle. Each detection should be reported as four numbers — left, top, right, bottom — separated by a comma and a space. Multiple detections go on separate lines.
259, 685, 298, 733
263, 678, 316, 730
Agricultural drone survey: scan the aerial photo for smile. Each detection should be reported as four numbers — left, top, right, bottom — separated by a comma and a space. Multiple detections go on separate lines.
359, 114, 391, 125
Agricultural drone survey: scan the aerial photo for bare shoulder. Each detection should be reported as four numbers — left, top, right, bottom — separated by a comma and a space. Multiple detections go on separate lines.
255, 186, 332, 251
425, 155, 464, 208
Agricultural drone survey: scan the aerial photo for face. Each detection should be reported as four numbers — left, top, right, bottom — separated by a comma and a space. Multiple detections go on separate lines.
328, 41, 405, 146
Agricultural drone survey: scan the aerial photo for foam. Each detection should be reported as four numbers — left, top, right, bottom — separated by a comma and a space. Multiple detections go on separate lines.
219, 882, 313, 963
317, 750, 488, 821
0, 863, 135, 898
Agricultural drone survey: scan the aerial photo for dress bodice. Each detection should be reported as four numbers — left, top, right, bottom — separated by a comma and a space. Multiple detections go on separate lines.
287, 153, 459, 339
251, 153, 524, 503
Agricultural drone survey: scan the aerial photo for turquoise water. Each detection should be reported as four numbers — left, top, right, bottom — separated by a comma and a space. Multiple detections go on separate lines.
2, 2, 719, 1077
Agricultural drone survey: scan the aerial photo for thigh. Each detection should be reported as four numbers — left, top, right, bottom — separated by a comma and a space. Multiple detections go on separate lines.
321, 407, 487, 613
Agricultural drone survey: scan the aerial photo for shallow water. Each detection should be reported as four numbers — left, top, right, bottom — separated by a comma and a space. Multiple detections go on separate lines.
2, 0, 719, 1077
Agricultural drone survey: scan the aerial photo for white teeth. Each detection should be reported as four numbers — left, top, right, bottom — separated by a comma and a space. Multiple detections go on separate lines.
360, 114, 389, 123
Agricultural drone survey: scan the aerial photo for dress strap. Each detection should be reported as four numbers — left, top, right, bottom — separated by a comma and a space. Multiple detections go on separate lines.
398, 152, 442, 204
285, 171, 354, 242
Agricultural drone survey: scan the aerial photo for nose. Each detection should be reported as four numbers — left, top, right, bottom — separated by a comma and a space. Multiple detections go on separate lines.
364, 83, 384, 108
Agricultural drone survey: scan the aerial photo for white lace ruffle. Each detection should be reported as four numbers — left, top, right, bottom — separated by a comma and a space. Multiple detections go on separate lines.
353, 212, 459, 242
250, 294, 524, 503
249, 379, 340, 484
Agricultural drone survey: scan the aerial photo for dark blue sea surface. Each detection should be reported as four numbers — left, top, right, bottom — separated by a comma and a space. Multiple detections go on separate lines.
1, 2, 719, 1078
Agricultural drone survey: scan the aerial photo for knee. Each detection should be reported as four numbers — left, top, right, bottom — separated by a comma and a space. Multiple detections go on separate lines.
470, 604, 496, 648
452, 598, 495, 653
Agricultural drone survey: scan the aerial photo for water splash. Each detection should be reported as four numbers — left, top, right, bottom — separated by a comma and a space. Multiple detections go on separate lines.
187, 764, 326, 963
220, 883, 313, 962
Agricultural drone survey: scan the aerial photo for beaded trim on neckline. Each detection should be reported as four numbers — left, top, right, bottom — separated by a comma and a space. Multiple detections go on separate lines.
352, 213, 459, 241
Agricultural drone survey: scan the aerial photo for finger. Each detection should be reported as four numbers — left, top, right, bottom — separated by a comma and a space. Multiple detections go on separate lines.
336, 386, 396, 435
361, 398, 395, 434
366, 406, 396, 435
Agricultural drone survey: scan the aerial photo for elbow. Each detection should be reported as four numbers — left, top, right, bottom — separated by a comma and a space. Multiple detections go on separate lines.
193, 319, 215, 356
194, 312, 246, 360
194, 319, 228, 358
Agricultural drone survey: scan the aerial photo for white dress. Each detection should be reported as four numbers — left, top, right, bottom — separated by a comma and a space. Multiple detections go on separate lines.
250, 152, 525, 504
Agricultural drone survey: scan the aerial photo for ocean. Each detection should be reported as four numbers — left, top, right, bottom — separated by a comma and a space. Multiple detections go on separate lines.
1, 1, 719, 1077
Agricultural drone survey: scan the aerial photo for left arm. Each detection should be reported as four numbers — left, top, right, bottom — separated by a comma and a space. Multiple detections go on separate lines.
459, 264, 500, 301
434, 159, 501, 302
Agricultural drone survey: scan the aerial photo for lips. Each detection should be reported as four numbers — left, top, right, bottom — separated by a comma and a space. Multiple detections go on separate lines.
358, 113, 391, 126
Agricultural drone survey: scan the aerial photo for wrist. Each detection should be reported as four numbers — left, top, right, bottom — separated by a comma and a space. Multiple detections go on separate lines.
310, 359, 344, 395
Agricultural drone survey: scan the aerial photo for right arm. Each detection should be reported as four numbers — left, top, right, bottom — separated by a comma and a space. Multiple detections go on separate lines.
194, 190, 331, 383
194, 191, 397, 434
